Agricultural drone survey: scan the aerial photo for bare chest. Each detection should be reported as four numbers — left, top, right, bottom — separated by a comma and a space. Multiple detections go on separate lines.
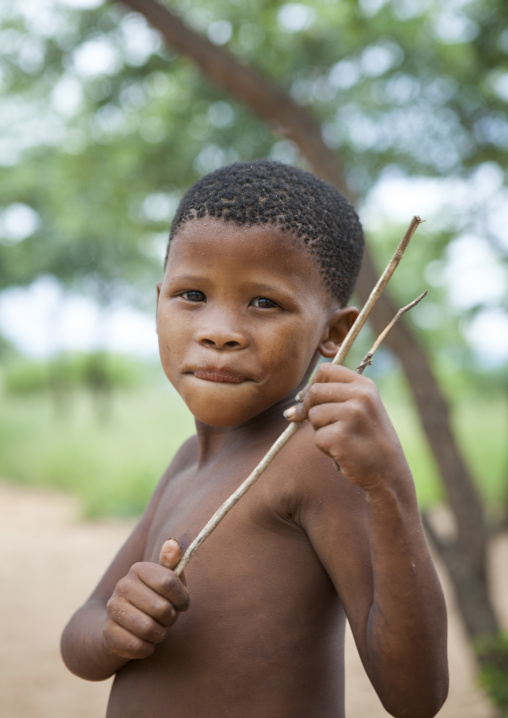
142, 445, 334, 600
107, 444, 346, 718
143, 452, 268, 563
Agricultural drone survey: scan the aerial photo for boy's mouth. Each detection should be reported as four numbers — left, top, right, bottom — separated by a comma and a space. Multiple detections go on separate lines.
192, 367, 246, 383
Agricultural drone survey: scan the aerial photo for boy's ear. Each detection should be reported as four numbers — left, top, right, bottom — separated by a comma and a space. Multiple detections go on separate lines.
319, 307, 359, 359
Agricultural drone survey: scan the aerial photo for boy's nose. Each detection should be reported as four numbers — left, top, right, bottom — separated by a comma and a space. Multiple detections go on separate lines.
195, 319, 249, 350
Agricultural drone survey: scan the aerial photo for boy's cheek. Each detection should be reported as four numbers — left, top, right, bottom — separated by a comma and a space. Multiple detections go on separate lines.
157, 344, 181, 389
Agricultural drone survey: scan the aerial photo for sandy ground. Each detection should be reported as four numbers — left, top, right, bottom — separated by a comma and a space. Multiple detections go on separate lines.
0, 481, 506, 718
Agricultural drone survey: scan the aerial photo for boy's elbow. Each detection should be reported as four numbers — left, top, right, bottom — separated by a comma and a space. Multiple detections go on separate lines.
379, 673, 449, 718
426, 675, 450, 718
61, 637, 117, 682
61, 613, 118, 682
383, 692, 448, 718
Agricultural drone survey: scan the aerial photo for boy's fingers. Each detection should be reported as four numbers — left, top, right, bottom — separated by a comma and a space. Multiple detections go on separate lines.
284, 403, 306, 422
314, 362, 358, 384
157, 540, 190, 608
307, 402, 345, 430
159, 539, 182, 570
116, 578, 178, 627
286, 364, 364, 417
285, 383, 349, 422
104, 621, 156, 660
108, 601, 168, 645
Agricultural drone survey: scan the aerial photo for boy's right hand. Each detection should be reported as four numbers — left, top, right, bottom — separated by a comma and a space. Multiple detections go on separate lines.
103, 539, 190, 660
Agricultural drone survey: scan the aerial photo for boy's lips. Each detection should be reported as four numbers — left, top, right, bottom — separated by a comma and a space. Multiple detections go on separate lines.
192, 366, 246, 383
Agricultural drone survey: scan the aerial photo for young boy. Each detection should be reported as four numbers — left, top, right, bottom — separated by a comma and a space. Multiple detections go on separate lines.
61, 160, 448, 718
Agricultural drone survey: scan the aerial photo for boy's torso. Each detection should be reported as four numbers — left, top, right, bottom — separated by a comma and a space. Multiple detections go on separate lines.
106, 428, 347, 718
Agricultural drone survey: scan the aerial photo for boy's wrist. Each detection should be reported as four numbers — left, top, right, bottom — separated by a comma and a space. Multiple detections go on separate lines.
360, 466, 416, 508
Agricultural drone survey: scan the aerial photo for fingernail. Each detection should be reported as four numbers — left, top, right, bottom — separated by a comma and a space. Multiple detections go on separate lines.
284, 406, 297, 420
295, 391, 303, 402
166, 537, 180, 547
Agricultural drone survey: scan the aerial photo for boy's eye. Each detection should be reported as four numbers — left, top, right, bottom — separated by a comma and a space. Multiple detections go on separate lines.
181, 290, 206, 302
251, 297, 279, 309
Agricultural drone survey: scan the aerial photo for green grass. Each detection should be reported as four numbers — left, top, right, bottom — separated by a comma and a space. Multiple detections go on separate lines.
0, 377, 195, 518
452, 399, 508, 507
380, 372, 507, 511
0, 369, 505, 519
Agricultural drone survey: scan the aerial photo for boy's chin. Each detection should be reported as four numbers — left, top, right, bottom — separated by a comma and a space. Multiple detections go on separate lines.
173, 377, 301, 429
188, 394, 285, 429
192, 406, 263, 429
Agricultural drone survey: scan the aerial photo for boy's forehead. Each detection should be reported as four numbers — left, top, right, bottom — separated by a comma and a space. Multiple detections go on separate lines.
168, 216, 304, 265
171, 215, 296, 244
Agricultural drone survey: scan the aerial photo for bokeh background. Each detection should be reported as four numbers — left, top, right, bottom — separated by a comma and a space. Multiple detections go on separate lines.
0, 0, 507, 716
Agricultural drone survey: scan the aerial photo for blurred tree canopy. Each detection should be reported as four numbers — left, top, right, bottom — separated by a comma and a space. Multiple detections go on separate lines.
0, 0, 507, 360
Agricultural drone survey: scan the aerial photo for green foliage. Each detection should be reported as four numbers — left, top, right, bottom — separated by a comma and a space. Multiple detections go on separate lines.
0, 333, 20, 361
3, 359, 50, 395
3, 351, 142, 396
0, 374, 195, 518
475, 633, 508, 714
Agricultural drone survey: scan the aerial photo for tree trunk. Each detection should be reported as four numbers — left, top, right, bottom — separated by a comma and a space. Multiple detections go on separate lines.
358, 251, 499, 641
117, 0, 501, 645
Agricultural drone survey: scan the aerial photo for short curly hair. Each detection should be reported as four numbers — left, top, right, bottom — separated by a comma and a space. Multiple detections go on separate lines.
166, 160, 364, 306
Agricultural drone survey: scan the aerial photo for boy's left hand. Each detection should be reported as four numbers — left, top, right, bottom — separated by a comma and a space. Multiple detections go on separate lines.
285, 363, 408, 491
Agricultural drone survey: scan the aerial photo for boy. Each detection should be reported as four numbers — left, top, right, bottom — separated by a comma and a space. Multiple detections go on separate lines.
61, 160, 448, 718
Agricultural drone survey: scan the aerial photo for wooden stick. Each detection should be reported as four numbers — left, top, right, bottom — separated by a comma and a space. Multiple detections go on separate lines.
174, 216, 423, 576
330, 216, 423, 367
332, 289, 428, 473
355, 290, 428, 375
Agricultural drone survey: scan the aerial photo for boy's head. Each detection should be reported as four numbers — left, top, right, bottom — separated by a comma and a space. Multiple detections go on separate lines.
166, 160, 364, 307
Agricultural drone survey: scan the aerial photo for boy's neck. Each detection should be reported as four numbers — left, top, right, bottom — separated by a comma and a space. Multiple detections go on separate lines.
194, 390, 301, 467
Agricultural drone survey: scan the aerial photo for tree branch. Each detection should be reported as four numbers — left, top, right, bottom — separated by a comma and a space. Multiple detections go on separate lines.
332, 217, 423, 367
118, 0, 348, 191
356, 290, 428, 374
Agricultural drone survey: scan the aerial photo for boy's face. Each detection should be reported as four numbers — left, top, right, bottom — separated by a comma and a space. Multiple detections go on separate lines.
157, 217, 351, 428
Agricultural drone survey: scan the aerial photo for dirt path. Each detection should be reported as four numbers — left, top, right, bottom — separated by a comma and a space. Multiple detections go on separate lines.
0, 481, 505, 717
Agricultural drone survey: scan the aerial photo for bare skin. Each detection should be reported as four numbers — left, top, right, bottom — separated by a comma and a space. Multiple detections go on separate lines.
61, 218, 448, 718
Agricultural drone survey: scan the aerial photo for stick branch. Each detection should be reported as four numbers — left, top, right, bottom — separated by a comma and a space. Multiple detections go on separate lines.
174, 217, 423, 576
331, 216, 423, 367
356, 290, 428, 375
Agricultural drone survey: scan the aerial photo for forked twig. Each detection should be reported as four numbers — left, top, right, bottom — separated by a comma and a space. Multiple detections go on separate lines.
329, 216, 424, 368
331, 288, 428, 473
173, 216, 424, 576
355, 290, 428, 375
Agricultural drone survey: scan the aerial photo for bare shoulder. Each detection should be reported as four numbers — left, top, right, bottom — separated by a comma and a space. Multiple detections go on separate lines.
132, 434, 199, 528
274, 420, 373, 607
278, 419, 368, 528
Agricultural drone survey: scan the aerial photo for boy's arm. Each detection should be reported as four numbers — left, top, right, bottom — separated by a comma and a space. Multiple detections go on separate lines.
61, 440, 194, 682
286, 363, 448, 718
60, 512, 168, 681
